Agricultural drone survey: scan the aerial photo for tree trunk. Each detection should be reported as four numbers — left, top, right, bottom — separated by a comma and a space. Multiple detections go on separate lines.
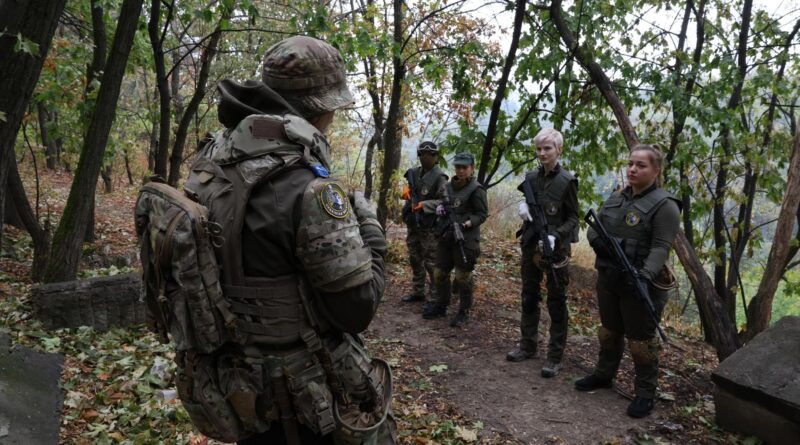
124, 148, 134, 185
377, 0, 406, 227
550, 0, 740, 360
0, 0, 67, 252
101, 164, 113, 193
7, 154, 50, 281
476, 0, 526, 185
37, 102, 59, 170
43, 0, 144, 282
168, 16, 226, 186
149, 0, 173, 179
744, 125, 800, 339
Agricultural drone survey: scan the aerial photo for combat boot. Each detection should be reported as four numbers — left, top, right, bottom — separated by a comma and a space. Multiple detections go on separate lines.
627, 396, 654, 418
506, 348, 538, 362
540, 360, 563, 378
449, 310, 469, 327
401, 293, 425, 303
422, 304, 446, 319
574, 374, 613, 391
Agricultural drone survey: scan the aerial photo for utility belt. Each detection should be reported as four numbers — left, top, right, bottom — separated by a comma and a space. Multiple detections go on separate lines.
175, 273, 394, 444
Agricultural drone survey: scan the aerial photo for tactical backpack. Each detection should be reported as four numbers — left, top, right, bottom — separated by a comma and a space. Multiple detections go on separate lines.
134, 180, 236, 353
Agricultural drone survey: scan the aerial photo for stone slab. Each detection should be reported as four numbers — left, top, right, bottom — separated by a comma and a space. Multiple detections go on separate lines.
0, 332, 64, 444
712, 316, 800, 440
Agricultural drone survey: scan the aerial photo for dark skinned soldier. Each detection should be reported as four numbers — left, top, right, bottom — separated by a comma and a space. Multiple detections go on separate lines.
177, 36, 395, 445
575, 144, 680, 419
401, 142, 448, 304
422, 153, 488, 327
506, 128, 579, 379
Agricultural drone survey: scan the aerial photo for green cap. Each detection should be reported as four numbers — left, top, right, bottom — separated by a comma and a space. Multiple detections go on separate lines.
452, 152, 475, 166
262, 36, 354, 117
417, 141, 438, 154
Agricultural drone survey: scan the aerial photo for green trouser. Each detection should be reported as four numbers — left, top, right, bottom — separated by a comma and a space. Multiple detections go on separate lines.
432, 239, 479, 312
406, 226, 437, 298
519, 245, 570, 362
594, 267, 669, 398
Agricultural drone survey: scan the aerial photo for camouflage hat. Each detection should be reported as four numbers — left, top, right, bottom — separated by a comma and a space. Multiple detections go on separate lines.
452, 152, 475, 166
262, 36, 354, 117
417, 141, 439, 154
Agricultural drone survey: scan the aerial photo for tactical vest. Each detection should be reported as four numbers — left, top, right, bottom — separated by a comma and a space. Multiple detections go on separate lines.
443, 178, 482, 248
522, 167, 578, 243
404, 165, 446, 229
171, 113, 393, 443
596, 187, 680, 268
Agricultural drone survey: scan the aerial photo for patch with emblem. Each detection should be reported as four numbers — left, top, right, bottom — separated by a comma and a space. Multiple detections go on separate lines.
421, 185, 430, 196
319, 183, 350, 219
625, 211, 641, 226
545, 202, 559, 216
453, 198, 462, 208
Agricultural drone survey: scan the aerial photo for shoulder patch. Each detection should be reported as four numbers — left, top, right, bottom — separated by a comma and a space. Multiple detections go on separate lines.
318, 182, 350, 218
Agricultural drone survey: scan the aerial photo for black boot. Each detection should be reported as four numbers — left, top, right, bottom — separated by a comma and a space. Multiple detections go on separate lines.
449, 310, 469, 327
401, 294, 425, 303
422, 304, 446, 319
627, 396, 655, 418
574, 374, 613, 391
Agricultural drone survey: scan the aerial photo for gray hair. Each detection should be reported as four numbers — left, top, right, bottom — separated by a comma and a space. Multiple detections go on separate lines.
533, 128, 564, 150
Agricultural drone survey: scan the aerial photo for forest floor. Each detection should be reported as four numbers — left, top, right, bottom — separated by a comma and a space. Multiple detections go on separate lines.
0, 167, 760, 444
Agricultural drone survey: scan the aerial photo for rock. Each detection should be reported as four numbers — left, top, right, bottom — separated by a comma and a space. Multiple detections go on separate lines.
31, 273, 146, 331
711, 315, 800, 444
0, 331, 64, 444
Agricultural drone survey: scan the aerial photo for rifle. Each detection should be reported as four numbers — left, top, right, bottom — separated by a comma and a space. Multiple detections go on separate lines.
405, 169, 422, 226
440, 187, 469, 265
520, 179, 559, 288
584, 209, 668, 343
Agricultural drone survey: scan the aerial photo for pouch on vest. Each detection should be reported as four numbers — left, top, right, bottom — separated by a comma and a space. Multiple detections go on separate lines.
135, 181, 236, 353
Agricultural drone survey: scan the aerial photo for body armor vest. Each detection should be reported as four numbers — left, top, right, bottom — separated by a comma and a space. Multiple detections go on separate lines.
404, 165, 446, 229
443, 178, 482, 247
522, 167, 578, 242
597, 187, 680, 268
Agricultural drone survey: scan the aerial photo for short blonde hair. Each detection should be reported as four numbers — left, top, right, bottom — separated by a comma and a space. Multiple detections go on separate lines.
533, 128, 563, 150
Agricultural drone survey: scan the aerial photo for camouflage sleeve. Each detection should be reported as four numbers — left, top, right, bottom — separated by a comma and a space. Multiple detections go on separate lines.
296, 179, 384, 333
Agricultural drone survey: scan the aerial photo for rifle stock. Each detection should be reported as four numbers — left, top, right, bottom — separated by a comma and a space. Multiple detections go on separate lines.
521, 179, 559, 288
584, 209, 668, 343
441, 188, 469, 264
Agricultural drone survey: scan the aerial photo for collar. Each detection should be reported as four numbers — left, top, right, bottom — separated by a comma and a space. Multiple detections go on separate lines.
537, 163, 562, 178
623, 183, 658, 199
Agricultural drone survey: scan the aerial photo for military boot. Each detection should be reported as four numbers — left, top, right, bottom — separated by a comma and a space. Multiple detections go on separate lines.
540, 360, 563, 378
627, 396, 655, 418
401, 293, 425, 303
506, 347, 538, 362
574, 374, 613, 391
449, 309, 469, 327
422, 304, 446, 319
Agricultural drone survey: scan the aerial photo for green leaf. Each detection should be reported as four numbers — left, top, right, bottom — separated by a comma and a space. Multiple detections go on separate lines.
429, 364, 448, 373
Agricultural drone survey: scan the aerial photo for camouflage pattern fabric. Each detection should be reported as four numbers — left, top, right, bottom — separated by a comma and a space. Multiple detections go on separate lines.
406, 227, 437, 298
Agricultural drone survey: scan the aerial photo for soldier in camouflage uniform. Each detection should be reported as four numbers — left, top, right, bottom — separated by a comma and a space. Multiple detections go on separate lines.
401, 142, 448, 304
176, 36, 395, 444
422, 153, 488, 327
506, 128, 579, 379
575, 144, 680, 419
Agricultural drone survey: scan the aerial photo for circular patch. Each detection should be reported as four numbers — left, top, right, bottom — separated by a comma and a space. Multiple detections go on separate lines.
545, 202, 559, 216
625, 211, 641, 227
319, 183, 350, 219
453, 198, 462, 208
421, 185, 430, 196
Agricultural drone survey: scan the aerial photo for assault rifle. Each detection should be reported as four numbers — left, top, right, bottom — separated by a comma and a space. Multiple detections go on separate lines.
405, 169, 422, 226
520, 179, 559, 288
584, 209, 668, 343
440, 187, 469, 264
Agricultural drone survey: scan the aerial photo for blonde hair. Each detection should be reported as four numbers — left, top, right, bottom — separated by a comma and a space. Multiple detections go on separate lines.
533, 128, 563, 150
631, 144, 664, 187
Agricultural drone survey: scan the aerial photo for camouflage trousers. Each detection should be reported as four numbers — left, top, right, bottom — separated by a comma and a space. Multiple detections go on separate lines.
406, 227, 437, 299
593, 267, 669, 398
519, 245, 570, 363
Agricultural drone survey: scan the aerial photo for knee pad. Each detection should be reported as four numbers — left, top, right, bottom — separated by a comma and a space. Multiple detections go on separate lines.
628, 337, 661, 366
598, 326, 623, 352
433, 267, 449, 284
522, 293, 540, 314
453, 269, 472, 288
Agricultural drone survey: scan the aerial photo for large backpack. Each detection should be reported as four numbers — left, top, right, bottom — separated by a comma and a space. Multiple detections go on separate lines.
134, 180, 236, 353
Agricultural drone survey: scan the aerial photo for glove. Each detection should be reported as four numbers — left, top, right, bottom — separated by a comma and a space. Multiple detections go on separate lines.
518, 202, 533, 222
547, 234, 556, 251
350, 191, 387, 257
412, 202, 423, 213
402, 185, 411, 201
436, 204, 447, 216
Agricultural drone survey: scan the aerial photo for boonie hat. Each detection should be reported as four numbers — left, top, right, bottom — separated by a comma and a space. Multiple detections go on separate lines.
262, 36, 354, 117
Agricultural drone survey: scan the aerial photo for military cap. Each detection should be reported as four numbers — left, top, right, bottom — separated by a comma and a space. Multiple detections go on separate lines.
417, 141, 439, 154
452, 152, 475, 166
262, 36, 354, 117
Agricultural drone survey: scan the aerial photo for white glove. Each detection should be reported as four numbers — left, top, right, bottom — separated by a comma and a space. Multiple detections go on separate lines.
547, 234, 556, 251
518, 202, 533, 222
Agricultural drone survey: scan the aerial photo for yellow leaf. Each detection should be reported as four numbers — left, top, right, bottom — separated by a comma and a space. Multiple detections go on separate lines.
455, 426, 478, 442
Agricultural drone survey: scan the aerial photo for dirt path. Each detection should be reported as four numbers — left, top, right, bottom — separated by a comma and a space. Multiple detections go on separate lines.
367, 260, 659, 444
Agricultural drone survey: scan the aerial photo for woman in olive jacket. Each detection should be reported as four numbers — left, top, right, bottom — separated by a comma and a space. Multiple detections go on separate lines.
575, 144, 680, 419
